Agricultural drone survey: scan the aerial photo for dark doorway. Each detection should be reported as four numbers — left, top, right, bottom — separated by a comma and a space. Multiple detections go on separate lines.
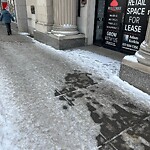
93, 0, 106, 46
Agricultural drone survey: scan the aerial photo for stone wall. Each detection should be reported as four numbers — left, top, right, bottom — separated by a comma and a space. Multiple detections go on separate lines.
26, 0, 36, 35
35, 0, 53, 33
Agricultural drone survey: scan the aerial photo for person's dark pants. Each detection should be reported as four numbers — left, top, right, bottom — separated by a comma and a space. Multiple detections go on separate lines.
5, 23, 12, 35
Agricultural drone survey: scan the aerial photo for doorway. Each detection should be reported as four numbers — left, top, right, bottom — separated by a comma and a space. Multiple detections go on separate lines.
93, 0, 106, 46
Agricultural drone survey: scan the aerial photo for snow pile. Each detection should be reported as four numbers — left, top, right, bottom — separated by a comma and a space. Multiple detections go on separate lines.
59, 49, 120, 79
124, 55, 138, 63
110, 76, 150, 106
31, 38, 150, 104
30, 38, 120, 79
19, 32, 30, 36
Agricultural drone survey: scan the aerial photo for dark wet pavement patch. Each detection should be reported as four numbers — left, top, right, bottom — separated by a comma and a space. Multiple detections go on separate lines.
86, 100, 148, 148
99, 145, 116, 150
54, 70, 98, 107
54, 70, 150, 149
59, 95, 66, 101
85, 97, 104, 108
98, 105, 147, 145
55, 86, 76, 96
66, 90, 84, 99
60, 95, 75, 106
63, 105, 68, 110
111, 116, 150, 150
123, 103, 137, 109
64, 70, 97, 88
57, 90, 85, 107
54, 90, 60, 96
95, 134, 116, 150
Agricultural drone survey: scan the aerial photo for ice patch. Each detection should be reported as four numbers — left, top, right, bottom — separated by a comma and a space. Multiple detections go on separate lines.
19, 32, 30, 36
124, 55, 138, 63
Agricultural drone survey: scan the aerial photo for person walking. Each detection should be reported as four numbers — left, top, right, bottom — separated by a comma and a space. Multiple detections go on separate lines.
0, 9, 14, 35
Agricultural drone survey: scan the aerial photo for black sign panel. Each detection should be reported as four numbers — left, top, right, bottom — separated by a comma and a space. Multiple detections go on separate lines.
103, 0, 128, 49
122, 0, 150, 52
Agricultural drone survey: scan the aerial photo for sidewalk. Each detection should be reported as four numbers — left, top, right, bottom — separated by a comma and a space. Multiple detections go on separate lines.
0, 23, 150, 150
0, 22, 31, 43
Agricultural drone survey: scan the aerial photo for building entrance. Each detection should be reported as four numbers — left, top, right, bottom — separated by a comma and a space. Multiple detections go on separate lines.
94, 0, 150, 54
93, 0, 106, 46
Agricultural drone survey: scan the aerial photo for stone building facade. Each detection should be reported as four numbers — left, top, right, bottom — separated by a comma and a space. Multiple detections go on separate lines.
10, 0, 150, 53
12, 0, 96, 50
1, 0, 150, 52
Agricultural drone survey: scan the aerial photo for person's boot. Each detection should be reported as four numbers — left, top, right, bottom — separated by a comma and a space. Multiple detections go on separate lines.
10, 30, 12, 35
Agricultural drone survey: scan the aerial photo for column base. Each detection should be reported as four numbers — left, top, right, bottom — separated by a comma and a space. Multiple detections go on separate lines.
135, 41, 150, 66
119, 55, 150, 95
51, 30, 79, 35
34, 30, 85, 50
51, 25, 79, 35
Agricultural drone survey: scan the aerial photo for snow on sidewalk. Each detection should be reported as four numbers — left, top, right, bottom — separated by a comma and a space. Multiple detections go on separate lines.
30, 37, 150, 107
0, 71, 20, 150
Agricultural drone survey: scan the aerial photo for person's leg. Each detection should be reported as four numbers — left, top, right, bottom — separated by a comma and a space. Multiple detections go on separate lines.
9, 23, 12, 35
5, 23, 10, 35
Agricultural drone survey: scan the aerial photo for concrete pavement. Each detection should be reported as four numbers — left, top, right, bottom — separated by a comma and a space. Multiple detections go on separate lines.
0, 23, 150, 150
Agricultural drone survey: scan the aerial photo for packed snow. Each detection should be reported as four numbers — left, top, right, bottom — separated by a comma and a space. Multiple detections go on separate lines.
0, 71, 21, 150
124, 55, 138, 63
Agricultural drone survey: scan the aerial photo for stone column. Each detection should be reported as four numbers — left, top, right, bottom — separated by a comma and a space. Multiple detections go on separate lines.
52, 0, 79, 35
135, 17, 150, 66
14, 0, 28, 32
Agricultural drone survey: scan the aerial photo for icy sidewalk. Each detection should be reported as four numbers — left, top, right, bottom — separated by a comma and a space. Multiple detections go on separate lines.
0, 23, 150, 149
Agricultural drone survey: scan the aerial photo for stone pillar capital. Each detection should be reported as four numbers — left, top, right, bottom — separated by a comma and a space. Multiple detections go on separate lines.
135, 17, 150, 66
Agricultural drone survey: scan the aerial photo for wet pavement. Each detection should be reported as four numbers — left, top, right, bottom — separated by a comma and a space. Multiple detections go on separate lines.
55, 70, 150, 150
0, 23, 150, 150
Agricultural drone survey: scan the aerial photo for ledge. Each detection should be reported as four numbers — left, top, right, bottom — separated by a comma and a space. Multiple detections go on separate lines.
34, 30, 86, 50
119, 56, 150, 95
